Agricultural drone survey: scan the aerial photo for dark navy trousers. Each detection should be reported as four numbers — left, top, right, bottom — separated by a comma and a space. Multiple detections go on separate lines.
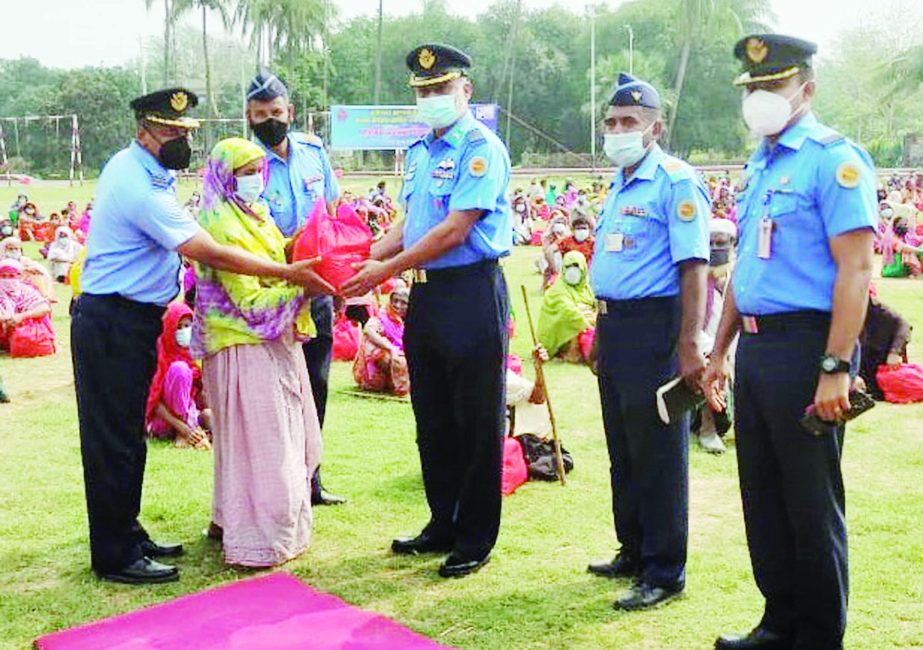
404, 262, 509, 556
735, 321, 848, 650
303, 295, 333, 497
596, 296, 688, 589
72, 294, 164, 573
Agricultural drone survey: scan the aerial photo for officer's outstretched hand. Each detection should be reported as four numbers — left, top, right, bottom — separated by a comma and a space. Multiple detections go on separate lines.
814, 373, 851, 423
342, 260, 390, 298
679, 339, 707, 391
285, 257, 335, 297
700, 353, 730, 412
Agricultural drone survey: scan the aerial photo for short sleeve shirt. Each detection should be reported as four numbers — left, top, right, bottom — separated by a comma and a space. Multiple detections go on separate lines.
261, 132, 340, 237
732, 113, 878, 315
80, 141, 201, 305
590, 144, 711, 300
401, 111, 512, 270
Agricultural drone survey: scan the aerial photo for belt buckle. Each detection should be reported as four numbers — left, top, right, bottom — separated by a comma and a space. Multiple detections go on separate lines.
413, 269, 428, 284
597, 299, 608, 316
742, 315, 759, 334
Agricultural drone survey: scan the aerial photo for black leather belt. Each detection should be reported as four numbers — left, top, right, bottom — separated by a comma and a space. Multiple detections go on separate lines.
740, 311, 831, 335
411, 260, 498, 284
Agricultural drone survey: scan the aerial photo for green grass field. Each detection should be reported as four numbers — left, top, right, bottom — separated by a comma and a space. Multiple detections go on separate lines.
1, 181, 922, 649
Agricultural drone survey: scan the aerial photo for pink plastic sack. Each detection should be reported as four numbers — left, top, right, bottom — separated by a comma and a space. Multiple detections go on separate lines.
293, 201, 373, 291
9, 317, 55, 358
501, 436, 528, 496
876, 363, 923, 404
578, 327, 596, 362
332, 315, 360, 362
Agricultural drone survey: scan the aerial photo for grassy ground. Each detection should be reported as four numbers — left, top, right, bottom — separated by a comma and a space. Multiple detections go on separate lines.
1, 182, 922, 649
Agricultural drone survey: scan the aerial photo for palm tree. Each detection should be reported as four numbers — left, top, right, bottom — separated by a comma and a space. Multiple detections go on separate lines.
143, 0, 182, 85
665, 0, 771, 149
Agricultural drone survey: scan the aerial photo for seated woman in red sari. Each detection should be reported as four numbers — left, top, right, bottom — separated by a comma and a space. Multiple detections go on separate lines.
353, 283, 410, 396
18, 203, 38, 242
145, 302, 211, 449
0, 259, 55, 358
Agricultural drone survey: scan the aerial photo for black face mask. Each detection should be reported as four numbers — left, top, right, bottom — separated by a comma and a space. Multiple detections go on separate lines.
710, 248, 731, 266
250, 119, 289, 148
895, 225, 909, 236
157, 136, 192, 170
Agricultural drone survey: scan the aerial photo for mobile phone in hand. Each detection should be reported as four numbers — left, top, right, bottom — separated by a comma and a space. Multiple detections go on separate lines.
800, 390, 876, 436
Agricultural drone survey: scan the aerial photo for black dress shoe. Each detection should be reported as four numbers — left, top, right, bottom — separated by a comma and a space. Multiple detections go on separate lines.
312, 489, 347, 506
613, 581, 684, 611
715, 626, 794, 650
98, 557, 179, 585
140, 539, 184, 558
588, 552, 639, 579
391, 531, 454, 555
438, 552, 490, 578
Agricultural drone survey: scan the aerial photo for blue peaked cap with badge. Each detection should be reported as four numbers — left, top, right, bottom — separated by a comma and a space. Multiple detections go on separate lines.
608, 73, 661, 109
247, 69, 288, 102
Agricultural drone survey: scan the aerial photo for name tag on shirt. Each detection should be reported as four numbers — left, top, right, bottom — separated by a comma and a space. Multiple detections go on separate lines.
758, 218, 773, 259
303, 175, 323, 191
606, 233, 625, 253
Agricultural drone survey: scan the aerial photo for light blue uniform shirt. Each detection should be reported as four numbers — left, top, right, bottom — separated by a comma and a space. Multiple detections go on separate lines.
590, 144, 711, 300
401, 111, 512, 270
732, 113, 878, 315
261, 132, 340, 237
81, 141, 201, 306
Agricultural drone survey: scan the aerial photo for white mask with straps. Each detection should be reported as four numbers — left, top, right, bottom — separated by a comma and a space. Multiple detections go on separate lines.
741, 82, 808, 138
235, 173, 264, 204
603, 122, 655, 168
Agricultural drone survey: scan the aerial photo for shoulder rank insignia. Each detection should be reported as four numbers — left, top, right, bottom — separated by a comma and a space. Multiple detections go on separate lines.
676, 199, 697, 222
836, 162, 861, 189
469, 156, 488, 177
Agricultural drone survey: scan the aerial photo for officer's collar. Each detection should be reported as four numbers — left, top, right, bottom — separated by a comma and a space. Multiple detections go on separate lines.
762, 112, 818, 155
130, 139, 173, 181
428, 110, 476, 149
619, 143, 663, 185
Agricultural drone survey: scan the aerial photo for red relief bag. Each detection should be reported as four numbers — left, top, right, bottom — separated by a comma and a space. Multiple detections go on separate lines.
292, 201, 373, 292
501, 435, 529, 496
876, 363, 923, 404
332, 315, 360, 362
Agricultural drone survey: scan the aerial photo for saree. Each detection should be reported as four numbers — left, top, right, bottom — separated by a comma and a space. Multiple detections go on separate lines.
537, 250, 597, 358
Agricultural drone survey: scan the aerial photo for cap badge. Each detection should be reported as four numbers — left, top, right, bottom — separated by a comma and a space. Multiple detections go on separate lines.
746, 38, 768, 64
419, 48, 436, 70
631, 90, 643, 103
170, 91, 189, 112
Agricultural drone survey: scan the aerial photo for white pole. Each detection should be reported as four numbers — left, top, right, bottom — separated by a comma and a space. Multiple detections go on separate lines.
590, 6, 597, 170
140, 35, 148, 95
626, 24, 634, 75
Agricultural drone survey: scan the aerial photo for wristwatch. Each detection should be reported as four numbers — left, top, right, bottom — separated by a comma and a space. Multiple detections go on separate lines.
820, 354, 850, 375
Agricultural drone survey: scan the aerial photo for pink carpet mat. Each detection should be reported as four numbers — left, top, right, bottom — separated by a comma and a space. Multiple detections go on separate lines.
35, 573, 452, 649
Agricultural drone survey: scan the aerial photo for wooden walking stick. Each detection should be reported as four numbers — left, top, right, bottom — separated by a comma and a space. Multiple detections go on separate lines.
519, 285, 567, 486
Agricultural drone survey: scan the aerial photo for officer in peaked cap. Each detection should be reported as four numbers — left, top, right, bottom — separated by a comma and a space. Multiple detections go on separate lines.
585, 71, 711, 611
244, 68, 346, 507
703, 34, 878, 650
341, 43, 512, 579
72, 87, 329, 585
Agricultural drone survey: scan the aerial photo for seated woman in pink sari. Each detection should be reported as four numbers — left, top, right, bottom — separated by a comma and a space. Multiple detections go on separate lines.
353, 284, 410, 396
145, 302, 211, 449
0, 259, 55, 358
1, 236, 54, 299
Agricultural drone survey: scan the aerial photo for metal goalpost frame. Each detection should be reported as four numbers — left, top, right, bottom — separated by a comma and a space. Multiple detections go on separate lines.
0, 114, 82, 186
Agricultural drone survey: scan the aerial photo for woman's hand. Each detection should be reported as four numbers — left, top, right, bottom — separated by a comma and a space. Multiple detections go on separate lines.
886, 352, 903, 368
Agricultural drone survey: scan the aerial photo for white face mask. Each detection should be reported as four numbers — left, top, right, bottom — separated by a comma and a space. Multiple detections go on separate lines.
741, 83, 807, 137
515, 203, 526, 213
174, 325, 192, 348
574, 227, 590, 243
235, 173, 264, 204
563, 266, 583, 286
416, 92, 462, 130
881, 208, 894, 219
3, 249, 20, 260
603, 123, 655, 168
552, 223, 567, 236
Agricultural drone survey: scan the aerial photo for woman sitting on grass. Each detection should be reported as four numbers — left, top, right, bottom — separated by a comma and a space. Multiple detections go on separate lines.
537, 251, 596, 364
46, 226, 83, 282
353, 282, 410, 397
0, 259, 55, 358
145, 302, 211, 450
1, 236, 55, 299
192, 137, 324, 568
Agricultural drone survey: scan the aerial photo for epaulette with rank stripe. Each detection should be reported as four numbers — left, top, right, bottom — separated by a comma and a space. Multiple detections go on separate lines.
816, 132, 845, 146
466, 129, 486, 143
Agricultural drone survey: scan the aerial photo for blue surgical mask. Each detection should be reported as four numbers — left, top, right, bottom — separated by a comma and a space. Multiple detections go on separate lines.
174, 326, 192, 348
235, 173, 264, 204
416, 93, 461, 130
